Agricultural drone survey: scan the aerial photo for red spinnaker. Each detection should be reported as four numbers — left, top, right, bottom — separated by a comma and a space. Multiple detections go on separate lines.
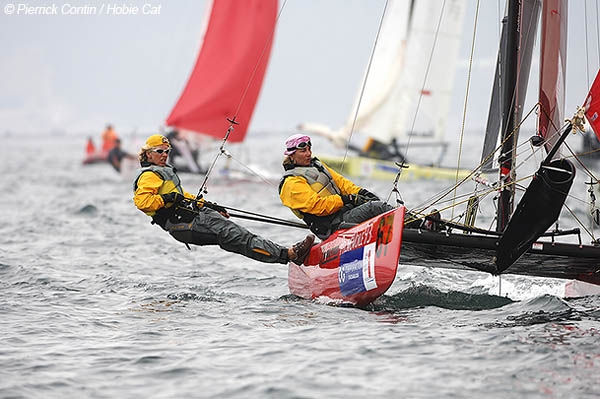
538, 0, 567, 152
584, 70, 600, 140
166, 0, 277, 142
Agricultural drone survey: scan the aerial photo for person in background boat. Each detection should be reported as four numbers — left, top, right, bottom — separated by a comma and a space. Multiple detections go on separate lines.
101, 124, 119, 154
107, 138, 136, 172
166, 129, 205, 174
279, 134, 394, 240
82, 136, 107, 165
86, 137, 96, 155
133, 134, 314, 265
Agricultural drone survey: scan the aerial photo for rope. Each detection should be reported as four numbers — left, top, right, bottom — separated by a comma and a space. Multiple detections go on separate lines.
220, 151, 279, 188
452, 0, 479, 219
410, 105, 539, 215
406, 173, 535, 226
227, 212, 308, 229
207, 203, 308, 229
563, 202, 595, 242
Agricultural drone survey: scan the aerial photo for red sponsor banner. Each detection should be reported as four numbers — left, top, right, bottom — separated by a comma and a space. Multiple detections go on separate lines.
584, 69, 600, 140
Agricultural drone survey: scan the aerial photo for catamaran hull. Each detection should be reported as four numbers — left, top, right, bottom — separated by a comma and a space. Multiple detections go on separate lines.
288, 207, 405, 307
401, 229, 600, 286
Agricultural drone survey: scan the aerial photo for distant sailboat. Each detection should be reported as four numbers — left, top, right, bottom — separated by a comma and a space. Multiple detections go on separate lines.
165, 0, 277, 174
299, 0, 470, 180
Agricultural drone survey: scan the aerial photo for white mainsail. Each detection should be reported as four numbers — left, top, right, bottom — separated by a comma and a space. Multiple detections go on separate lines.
301, 0, 467, 152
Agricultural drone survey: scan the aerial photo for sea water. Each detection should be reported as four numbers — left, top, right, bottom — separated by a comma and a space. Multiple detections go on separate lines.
1, 132, 600, 398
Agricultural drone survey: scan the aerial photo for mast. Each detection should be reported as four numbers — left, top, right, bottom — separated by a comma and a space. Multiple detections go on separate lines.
497, 0, 521, 232
481, 0, 540, 173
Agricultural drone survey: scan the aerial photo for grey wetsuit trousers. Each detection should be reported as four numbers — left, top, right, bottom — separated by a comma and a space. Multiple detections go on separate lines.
165, 208, 289, 264
340, 201, 395, 227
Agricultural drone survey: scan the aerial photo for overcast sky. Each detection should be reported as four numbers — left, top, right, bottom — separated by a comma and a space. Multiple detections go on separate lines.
1, 0, 598, 137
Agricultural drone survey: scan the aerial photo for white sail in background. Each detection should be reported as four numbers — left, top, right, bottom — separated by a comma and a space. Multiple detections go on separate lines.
388, 0, 466, 145
339, 0, 412, 142
301, 0, 466, 150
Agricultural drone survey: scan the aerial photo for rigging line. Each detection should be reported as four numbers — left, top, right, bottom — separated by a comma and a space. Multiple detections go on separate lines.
409, 100, 544, 216
563, 141, 600, 182
195, 0, 288, 199
411, 185, 494, 214
452, 0, 480, 220
404, 0, 448, 161
566, 146, 600, 159
562, 202, 596, 241
500, 103, 573, 176
233, 0, 288, 119
227, 212, 309, 229
406, 175, 534, 225
563, 187, 598, 206
411, 165, 534, 215
411, 106, 538, 213
409, 178, 523, 220
218, 204, 304, 226
340, 0, 390, 173
197, 125, 235, 198
411, 170, 533, 216
221, 153, 278, 188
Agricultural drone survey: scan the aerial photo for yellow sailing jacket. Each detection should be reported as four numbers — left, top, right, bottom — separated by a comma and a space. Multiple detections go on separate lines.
279, 158, 361, 218
133, 164, 196, 217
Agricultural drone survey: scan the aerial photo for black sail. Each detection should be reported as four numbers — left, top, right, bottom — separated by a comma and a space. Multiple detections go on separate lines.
495, 159, 576, 272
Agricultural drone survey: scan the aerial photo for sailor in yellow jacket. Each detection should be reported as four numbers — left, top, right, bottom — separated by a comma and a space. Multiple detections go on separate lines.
133, 134, 314, 265
279, 134, 394, 239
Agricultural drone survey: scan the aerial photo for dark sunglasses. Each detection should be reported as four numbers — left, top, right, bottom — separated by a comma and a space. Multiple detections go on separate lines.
288, 141, 311, 152
152, 148, 171, 154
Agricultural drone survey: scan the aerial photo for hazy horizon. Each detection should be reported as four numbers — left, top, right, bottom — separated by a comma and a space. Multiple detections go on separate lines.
2, 0, 599, 139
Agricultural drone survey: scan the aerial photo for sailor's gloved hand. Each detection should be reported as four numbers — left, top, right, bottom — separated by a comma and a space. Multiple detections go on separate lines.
204, 201, 230, 218
161, 192, 184, 205
341, 194, 368, 206
358, 188, 380, 201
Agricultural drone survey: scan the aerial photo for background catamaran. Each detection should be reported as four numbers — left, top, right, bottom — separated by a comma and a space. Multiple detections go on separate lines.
298, 0, 473, 180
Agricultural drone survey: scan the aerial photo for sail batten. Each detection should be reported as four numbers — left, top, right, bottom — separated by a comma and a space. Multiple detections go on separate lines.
165, 0, 277, 142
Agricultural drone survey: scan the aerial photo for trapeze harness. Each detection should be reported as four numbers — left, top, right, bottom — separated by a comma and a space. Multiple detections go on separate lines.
133, 163, 193, 229
279, 158, 347, 238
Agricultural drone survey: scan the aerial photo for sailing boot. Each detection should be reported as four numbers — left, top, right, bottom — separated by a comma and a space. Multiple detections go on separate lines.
289, 234, 315, 265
